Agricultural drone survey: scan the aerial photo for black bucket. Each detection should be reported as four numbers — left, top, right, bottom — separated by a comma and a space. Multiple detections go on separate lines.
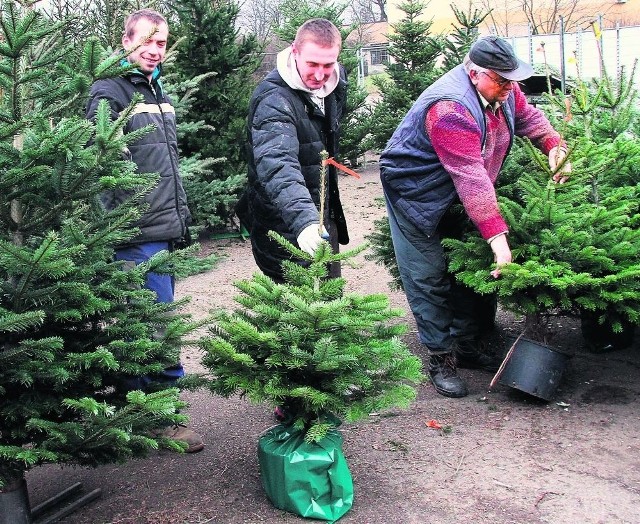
0, 476, 32, 524
497, 336, 571, 401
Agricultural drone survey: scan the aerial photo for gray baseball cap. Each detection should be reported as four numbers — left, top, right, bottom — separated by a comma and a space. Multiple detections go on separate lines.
469, 36, 534, 81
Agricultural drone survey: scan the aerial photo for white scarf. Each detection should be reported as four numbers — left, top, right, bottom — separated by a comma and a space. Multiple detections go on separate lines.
276, 46, 340, 113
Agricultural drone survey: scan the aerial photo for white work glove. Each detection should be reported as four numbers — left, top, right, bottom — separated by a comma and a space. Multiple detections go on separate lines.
296, 224, 329, 255
549, 146, 571, 184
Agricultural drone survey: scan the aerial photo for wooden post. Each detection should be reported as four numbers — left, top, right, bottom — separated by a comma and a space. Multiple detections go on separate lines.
11, 133, 24, 247
318, 150, 328, 237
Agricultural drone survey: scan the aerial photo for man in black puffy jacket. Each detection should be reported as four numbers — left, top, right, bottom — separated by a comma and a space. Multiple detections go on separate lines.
242, 18, 349, 282
86, 9, 202, 453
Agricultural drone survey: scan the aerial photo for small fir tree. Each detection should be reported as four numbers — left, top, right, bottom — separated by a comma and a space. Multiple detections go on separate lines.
0, 2, 205, 489
478, 63, 640, 342
366, 0, 445, 150
444, 137, 640, 344
554, 63, 639, 144
202, 234, 424, 442
171, 0, 263, 231
439, 4, 488, 72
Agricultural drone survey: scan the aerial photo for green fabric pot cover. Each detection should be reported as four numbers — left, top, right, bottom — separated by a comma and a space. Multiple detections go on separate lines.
258, 424, 354, 521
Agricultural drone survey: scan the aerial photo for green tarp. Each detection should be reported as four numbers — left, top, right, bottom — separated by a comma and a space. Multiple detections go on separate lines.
258, 425, 354, 522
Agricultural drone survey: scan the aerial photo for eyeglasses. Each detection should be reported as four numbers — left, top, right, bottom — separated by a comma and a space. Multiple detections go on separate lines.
481, 71, 512, 88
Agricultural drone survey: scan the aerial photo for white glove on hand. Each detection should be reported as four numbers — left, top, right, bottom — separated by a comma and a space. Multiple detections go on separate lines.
296, 224, 329, 256
549, 146, 571, 183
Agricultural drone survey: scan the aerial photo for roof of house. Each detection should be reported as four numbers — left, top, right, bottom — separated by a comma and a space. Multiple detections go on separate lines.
346, 21, 389, 46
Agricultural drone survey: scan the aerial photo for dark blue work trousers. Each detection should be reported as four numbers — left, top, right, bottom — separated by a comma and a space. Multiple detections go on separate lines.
385, 198, 495, 353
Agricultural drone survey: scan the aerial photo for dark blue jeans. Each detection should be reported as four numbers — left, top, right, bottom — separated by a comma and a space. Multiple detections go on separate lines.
115, 241, 185, 390
385, 199, 495, 353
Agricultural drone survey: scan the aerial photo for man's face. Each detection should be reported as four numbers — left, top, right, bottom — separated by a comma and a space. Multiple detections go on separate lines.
472, 70, 514, 104
122, 18, 168, 78
292, 41, 340, 90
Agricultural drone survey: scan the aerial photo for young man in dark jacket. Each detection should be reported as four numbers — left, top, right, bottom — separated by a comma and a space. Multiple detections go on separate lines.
86, 9, 202, 452
242, 18, 349, 282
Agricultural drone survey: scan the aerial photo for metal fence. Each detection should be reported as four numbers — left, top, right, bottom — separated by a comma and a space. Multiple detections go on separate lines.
506, 22, 640, 92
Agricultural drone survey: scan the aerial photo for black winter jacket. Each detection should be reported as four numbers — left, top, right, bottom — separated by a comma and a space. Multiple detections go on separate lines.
86, 69, 191, 245
242, 67, 348, 278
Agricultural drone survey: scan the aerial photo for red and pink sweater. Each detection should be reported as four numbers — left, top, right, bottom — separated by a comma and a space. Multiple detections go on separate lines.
426, 83, 561, 239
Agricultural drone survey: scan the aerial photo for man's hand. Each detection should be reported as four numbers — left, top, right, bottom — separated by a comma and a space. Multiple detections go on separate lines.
488, 233, 512, 278
296, 224, 329, 255
549, 146, 571, 184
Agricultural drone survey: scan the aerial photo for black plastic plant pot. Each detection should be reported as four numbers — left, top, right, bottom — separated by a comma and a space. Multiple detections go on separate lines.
0, 475, 32, 524
497, 336, 571, 401
580, 311, 636, 354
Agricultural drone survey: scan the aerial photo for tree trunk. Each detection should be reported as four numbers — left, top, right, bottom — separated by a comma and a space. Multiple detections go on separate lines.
524, 312, 550, 345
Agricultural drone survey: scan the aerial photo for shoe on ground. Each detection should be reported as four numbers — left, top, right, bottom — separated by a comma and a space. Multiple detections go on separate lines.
152, 424, 204, 453
454, 339, 501, 372
428, 353, 468, 398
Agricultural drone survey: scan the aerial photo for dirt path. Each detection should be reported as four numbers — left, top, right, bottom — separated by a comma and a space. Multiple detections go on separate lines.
28, 159, 640, 524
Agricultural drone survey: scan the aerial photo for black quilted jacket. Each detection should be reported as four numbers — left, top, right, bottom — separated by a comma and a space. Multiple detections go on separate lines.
243, 67, 348, 277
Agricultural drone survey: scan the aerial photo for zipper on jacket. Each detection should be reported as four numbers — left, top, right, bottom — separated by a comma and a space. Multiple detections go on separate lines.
151, 80, 186, 239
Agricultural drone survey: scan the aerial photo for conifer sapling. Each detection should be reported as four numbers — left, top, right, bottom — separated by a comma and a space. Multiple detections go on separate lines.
202, 234, 424, 443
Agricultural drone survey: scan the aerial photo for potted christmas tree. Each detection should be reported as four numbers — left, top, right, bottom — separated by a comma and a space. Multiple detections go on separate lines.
546, 63, 640, 352
201, 234, 424, 521
0, 3, 207, 520
444, 132, 640, 398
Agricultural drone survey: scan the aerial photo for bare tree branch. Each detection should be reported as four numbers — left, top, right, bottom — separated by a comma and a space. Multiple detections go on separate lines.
475, 0, 594, 36
474, 0, 519, 36
345, 0, 387, 24
238, 0, 284, 41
